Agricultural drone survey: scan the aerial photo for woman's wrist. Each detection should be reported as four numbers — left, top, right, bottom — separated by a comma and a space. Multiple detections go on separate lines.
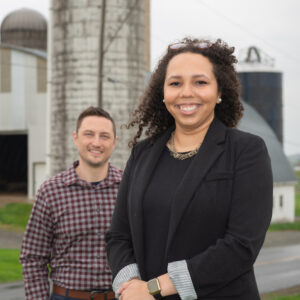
157, 273, 177, 297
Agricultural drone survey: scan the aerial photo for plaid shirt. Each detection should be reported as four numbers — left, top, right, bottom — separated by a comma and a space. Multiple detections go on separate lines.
20, 161, 122, 300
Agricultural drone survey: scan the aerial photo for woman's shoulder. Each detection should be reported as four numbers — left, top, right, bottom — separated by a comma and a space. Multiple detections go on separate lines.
132, 129, 171, 154
133, 137, 152, 151
226, 127, 267, 150
130, 137, 154, 159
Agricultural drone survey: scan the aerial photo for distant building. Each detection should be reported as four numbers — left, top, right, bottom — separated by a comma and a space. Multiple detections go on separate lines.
237, 47, 297, 222
0, 8, 47, 198
238, 46, 283, 144
0, 44, 47, 198
239, 102, 297, 222
237, 46, 297, 222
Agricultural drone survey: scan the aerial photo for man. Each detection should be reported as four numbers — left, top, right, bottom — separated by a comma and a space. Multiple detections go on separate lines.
20, 107, 122, 300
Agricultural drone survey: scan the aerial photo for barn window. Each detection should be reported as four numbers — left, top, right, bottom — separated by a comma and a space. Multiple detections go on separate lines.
0, 48, 11, 92
37, 57, 46, 93
279, 195, 284, 208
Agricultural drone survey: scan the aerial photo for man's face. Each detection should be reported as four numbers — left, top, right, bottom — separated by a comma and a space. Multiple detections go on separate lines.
73, 116, 117, 169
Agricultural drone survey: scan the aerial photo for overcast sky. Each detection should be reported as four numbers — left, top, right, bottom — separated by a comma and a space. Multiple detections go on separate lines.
0, 0, 299, 155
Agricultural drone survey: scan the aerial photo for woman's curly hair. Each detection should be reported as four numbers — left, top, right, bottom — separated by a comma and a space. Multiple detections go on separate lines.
128, 37, 243, 147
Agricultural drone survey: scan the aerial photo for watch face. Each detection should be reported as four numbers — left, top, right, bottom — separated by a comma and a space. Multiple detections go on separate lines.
148, 278, 160, 295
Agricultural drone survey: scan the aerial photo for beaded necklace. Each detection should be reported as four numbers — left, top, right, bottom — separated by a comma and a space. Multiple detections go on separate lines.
168, 131, 202, 160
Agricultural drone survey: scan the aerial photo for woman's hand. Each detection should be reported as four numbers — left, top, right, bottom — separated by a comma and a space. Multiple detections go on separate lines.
118, 279, 154, 300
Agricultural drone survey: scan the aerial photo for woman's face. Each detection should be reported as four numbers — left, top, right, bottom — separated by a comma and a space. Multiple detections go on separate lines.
163, 52, 220, 131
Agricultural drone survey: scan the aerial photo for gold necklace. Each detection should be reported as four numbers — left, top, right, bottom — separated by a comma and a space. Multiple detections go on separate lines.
168, 131, 201, 160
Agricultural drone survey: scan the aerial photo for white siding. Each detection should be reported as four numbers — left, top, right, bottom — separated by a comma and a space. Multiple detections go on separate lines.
272, 184, 295, 223
11, 51, 26, 129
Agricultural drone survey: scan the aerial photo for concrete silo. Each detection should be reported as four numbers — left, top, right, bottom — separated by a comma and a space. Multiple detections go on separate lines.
237, 46, 283, 144
48, 0, 150, 175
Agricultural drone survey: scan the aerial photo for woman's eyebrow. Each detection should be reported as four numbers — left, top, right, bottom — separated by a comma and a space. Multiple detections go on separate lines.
166, 74, 210, 80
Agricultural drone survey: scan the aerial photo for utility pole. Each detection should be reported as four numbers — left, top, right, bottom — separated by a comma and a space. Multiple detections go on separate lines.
98, 0, 106, 107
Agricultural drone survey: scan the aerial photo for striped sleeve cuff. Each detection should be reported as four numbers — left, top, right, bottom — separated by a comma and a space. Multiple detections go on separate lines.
112, 263, 141, 295
168, 260, 197, 300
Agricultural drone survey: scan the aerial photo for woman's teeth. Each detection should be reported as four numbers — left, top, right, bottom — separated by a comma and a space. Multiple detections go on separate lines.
179, 105, 197, 111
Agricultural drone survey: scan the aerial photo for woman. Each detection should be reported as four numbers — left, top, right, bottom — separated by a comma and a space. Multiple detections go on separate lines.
106, 38, 273, 300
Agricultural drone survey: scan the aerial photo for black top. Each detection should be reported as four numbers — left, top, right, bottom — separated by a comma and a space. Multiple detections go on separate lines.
143, 146, 193, 280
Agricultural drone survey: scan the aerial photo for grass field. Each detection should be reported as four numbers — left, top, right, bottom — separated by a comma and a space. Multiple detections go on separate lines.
0, 202, 32, 231
268, 220, 300, 231
0, 249, 22, 283
296, 193, 300, 216
264, 295, 300, 300
295, 171, 300, 216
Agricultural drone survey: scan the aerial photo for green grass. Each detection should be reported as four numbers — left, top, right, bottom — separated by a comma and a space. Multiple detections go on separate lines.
0, 249, 22, 283
268, 220, 300, 231
295, 171, 300, 217
0, 202, 32, 231
295, 171, 300, 193
264, 295, 300, 300
296, 193, 300, 217
295, 171, 300, 214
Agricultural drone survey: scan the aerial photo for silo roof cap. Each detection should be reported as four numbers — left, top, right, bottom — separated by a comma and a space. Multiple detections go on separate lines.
1, 8, 47, 32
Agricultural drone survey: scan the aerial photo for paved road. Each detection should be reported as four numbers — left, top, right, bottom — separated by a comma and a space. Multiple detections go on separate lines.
0, 281, 25, 300
255, 243, 300, 294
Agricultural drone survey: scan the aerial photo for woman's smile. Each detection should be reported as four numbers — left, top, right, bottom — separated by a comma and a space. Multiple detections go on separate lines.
175, 103, 202, 115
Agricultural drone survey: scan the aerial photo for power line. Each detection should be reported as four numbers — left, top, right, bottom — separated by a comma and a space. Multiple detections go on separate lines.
196, 0, 300, 65
239, 125, 300, 149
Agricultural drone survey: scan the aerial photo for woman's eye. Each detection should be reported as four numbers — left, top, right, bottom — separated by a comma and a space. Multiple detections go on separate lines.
196, 80, 207, 85
169, 81, 180, 86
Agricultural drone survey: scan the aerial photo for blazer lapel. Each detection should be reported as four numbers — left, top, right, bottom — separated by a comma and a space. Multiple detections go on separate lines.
165, 118, 227, 255
129, 128, 173, 273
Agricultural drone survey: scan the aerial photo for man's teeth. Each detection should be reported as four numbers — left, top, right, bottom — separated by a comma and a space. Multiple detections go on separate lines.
180, 105, 197, 111
90, 150, 101, 154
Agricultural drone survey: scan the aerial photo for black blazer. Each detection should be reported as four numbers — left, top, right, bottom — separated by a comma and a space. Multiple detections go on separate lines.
106, 118, 273, 299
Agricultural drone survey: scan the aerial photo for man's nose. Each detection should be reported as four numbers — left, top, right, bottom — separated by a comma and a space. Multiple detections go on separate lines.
92, 136, 103, 146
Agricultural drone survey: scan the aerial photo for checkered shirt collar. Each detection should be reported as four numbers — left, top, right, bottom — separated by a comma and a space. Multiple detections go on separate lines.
63, 160, 122, 188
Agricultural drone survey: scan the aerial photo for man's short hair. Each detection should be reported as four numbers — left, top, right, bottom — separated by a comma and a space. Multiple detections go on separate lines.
76, 106, 116, 137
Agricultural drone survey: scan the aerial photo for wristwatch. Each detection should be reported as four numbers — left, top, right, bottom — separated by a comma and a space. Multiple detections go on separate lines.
147, 278, 162, 299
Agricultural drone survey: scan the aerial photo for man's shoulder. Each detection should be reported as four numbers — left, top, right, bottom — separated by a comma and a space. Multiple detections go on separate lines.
109, 164, 123, 182
38, 167, 72, 193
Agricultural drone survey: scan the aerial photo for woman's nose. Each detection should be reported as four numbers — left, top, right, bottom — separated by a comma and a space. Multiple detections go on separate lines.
181, 83, 193, 97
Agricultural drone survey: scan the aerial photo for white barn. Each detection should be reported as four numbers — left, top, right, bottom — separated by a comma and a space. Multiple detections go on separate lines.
239, 102, 297, 222
0, 43, 47, 199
